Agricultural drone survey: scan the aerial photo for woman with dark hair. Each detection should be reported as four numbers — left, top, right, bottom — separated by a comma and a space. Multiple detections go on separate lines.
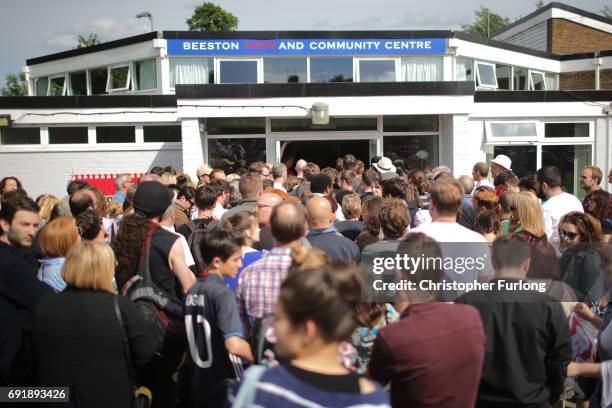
227, 264, 390, 407
583, 190, 612, 242
474, 209, 502, 244
559, 212, 605, 308
407, 169, 430, 209
355, 196, 383, 250
0, 176, 22, 196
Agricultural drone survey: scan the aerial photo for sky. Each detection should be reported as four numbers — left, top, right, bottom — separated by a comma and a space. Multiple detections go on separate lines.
0, 0, 610, 84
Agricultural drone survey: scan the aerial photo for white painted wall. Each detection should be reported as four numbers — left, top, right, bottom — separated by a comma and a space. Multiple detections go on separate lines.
181, 118, 205, 180
451, 114, 486, 176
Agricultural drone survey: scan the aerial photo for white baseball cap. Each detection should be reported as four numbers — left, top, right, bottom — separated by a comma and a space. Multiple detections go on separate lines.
491, 155, 512, 171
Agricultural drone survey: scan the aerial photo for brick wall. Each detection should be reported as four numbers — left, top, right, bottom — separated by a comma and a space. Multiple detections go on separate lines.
601, 68, 612, 89
548, 19, 612, 54
559, 70, 596, 90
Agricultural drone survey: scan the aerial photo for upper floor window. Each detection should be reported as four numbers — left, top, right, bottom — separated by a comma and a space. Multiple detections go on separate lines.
35, 77, 48, 96
264, 58, 307, 83
49, 76, 66, 96
70, 71, 87, 95
107, 66, 130, 91
403, 56, 442, 82
218, 60, 258, 84
310, 57, 353, 82
358, 59, 396, 82
457, 57, 557, 91
133, 59, 157, 91
90, 67, 108, 95
170, 57, 213, 88
0, 127, 40, 145
475, 62, 497, 89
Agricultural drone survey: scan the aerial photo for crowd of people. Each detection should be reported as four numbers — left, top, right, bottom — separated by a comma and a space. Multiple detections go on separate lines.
1, 153, 612, 408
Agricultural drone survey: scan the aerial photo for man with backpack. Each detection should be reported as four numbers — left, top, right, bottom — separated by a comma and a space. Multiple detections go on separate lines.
177, 185, 219, 276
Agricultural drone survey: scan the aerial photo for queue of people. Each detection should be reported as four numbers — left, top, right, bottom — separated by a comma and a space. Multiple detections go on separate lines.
0, 156, 611, 408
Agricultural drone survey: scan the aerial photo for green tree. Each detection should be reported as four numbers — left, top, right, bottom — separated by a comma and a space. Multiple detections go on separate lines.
535, 0, 544, 9
76, 34, 101, 49
462, 6, 511, 38
1, 73, 28, 96
186, 2, 238, 31
602, 5, 612, 19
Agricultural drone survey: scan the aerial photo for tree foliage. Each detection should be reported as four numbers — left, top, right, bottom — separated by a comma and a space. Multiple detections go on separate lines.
186, 2, 238, 31
76, 34, 101, 49
462, 6, 510, 38
535, 0, 544, 9
1, 73, 28, 96
602, 5, 612, 19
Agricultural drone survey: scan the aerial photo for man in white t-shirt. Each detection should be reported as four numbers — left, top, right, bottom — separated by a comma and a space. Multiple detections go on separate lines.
409, 179, 494, 297
535, 166, 583, 245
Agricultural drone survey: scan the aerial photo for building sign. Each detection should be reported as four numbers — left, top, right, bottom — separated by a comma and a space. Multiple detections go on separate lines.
168, 38, 446, 56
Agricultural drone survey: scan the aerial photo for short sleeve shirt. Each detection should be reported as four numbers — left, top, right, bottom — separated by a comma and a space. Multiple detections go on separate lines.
184, 274, 244, 391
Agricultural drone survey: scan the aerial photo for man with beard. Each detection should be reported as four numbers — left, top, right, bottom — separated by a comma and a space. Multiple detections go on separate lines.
0, 192, 52, 384
535, 166, 583, 246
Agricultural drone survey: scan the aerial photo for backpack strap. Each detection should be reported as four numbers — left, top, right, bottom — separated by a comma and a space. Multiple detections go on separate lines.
231, 365, 267, 408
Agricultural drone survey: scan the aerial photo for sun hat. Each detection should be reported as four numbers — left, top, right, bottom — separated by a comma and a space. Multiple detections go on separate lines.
372, 157, 397, 174
491, 155, 512, 171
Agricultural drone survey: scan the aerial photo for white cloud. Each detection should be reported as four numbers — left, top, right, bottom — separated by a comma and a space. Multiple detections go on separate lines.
45, 34, 77, 49
91, 18, 117, 31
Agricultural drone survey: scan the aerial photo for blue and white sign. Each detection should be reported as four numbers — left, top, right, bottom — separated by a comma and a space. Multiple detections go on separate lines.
168, 38, 446, 56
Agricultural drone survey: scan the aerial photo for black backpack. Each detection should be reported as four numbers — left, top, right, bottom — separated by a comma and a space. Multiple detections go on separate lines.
249, 315, 276, 365
121, 225, 187, 371
184, 219, 219, 275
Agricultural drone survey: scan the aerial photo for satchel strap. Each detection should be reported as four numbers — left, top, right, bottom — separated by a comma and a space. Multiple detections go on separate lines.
113, 296, 136, 385
231, 365, 266, 408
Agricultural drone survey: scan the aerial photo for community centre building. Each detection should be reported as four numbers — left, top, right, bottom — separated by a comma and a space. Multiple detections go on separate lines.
1, 2, 612, 198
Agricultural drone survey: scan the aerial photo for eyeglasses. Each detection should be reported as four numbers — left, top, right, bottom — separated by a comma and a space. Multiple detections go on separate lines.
560, 229, 578, 240
256, 204, 271, 209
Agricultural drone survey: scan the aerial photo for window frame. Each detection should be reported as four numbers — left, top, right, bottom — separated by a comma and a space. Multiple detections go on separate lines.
106, 64, 131, 92
47, 74, 67, 96
68, 70, 88, 96
485, 121, 539, 144
542, 121, 593, 143
34, 77, 49, 96
263, 56, 308, 84
132, 58, 158, 92
95, 124, 137, 144
47, 125, 90, 145
355, 57, 399, 82
307, 56, 355, 84
475, 61, 498, 89
215, 58, 262, 84
89, 66, 109, 95
529, 70, 546, 91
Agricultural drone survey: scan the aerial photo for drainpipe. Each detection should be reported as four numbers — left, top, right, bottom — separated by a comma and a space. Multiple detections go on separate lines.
593, 52, 602, 90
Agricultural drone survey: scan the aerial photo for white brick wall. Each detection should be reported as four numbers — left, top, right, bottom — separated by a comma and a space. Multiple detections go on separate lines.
451, 114, 486, 177
181, 119, 205, 180
0, 148, 182, 198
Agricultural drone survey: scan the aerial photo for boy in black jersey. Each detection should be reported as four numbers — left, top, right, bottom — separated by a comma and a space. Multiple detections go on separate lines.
179, 229, 254, 408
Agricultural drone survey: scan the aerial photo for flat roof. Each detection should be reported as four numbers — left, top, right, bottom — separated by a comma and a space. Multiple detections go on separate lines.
474, 90, 612, 102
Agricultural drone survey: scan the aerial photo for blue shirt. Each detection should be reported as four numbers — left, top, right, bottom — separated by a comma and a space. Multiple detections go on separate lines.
307, 227, 360, 263
225, 250, 262, 292
38, 257, 67, 293
112, 191, 125, 204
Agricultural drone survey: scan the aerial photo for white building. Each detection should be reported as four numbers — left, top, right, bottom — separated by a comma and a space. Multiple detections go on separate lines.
1, 2, 611, 198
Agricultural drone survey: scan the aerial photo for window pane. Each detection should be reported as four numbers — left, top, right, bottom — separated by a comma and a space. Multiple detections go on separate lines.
70, 72, 87, 95
143, 125, 181, 142
49, 77, 65, 96
490, 123, 537, 138
206, 118, 265, 135
487, 145, 537, 179
49, 127, 88, 144
359, 60, 395, 82
134, 59, 157, 90
496, 65, 511, 90
545, 123, 589, 138
383, 135, 439, 171
219, 60, 258, 84
531, 72, 545, 90
208, 138, 266, 173
383, 115, 438, 132
109, 66, 129, 90
96, 126, 135, 143
90, 68, 108, 95
310, 57, 353, 83
513, 67, 527, 90
170, 58, 213, 87
542, 145, 591, 198
264, 58, 307, 83
456, 58, 473, 81
271, 117, 377, 132
35, 78, 48, 96
403, 56, 442, 82
0, 128, 40, 145
476, 63, 496, 87
545, 73, 556, 90
280, 140, 371, 169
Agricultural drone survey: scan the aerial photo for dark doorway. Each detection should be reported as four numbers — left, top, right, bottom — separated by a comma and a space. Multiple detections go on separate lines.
279, 139, 370, 170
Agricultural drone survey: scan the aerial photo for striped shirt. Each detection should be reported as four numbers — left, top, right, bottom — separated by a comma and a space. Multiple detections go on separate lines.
236, 247, 293, 324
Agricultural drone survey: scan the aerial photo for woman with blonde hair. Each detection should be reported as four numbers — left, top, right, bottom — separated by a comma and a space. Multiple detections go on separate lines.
38, 216, 80, 292
36, 194, 58, 227
33, 242, 157, 408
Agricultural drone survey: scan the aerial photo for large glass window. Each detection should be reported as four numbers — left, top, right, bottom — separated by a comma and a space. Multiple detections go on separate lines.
143, 125, 181, 143
219, 60, 258, 84
133, 59, 157, 90
0, 128, 40, 145
108, 66, 130, 91
530, 71, 545, 90
383, 115, 438, 132
206, 118, 265, 135
475, 62, 497, 88
545, 73, 557, 90
310, 57, 353, 83
545, 123, 589, 138
496, 65, 512, 90
271, 117, 377, 132
542, 145, 591, 198
49, 76, 66, 96
383, 135, 438, 171
456, 57, 474, 81
208, 138, 266, 173
170, 57, 213, 87
513, 67, 528, 90
49, 127, 88, 144
487, 145, 537, 179
488, 122, 537, 139
359, 60, 396, 82
35, 77, 48, 96
69, 72, 87, 95
96, 126, 135, 143
403, 56, 443, 82
90, 68, 108, 95
264, 58, 307, 83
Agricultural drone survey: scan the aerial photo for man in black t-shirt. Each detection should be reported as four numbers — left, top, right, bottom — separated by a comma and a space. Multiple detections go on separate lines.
180, 229, 253, 408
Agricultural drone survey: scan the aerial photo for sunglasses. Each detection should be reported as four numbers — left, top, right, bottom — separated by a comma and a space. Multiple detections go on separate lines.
560, 229, 578, 240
